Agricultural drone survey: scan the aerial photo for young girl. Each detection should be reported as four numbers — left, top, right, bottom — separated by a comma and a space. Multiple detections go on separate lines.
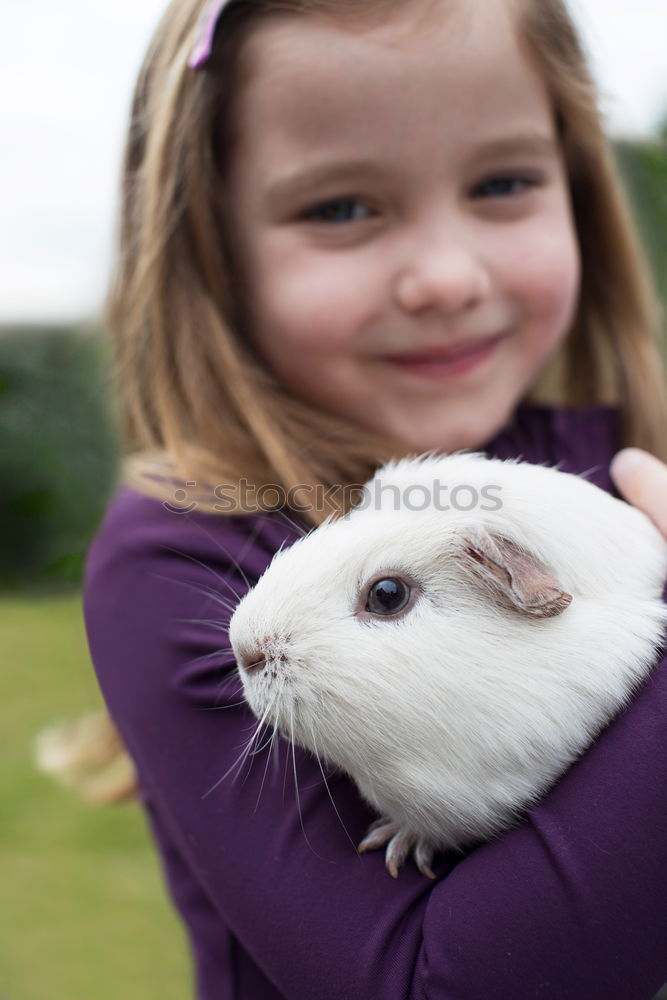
84, 0, 667, 996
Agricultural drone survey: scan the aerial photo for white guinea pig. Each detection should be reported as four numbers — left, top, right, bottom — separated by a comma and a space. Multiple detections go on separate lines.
228, 454, 667, 878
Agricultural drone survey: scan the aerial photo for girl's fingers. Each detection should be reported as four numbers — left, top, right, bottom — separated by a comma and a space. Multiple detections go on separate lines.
609, 447, 667, 539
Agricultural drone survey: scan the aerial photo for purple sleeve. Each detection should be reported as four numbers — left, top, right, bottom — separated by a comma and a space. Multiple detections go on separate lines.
84, 487, 667, 1000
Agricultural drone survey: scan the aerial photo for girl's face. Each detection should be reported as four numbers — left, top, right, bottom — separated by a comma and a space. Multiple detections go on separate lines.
227, 0, 580, 452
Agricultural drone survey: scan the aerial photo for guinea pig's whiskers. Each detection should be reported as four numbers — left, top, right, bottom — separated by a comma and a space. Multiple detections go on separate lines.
171, 521, 258, 594
271, 729, 282, 780
188, 648, 243, 700
273, 508, 309, 539
183, 645, 234, 668
201, 698, 248, 712
201, 738, 256, 798
158, 546, 249, 603
253, 723, 283, 815
306, 718, 359, 856
282, 728, 292, 803
197, 594, 237, 618
288, 707, 308, 847
187, 514, 272, 590
202, 695, 277, 798
179, 616, 233, 634
579, 462, 602, 483
184, 576, 241, 611
153, 570, 242, 620
189, 532, 254, 592
237, 684, 287, 786
286, 702, 332, 864
248, 720, 279, 757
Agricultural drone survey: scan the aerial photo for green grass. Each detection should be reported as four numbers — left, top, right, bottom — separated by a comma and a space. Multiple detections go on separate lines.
0, 592, 192, 999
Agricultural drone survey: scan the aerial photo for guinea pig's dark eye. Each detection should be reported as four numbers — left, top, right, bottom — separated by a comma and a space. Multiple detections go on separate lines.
366, 577, 411, 616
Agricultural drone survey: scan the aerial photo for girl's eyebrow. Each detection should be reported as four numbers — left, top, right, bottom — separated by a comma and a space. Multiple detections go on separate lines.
265, 159, 387, 206
473, 133, 559, 162
264, 132, 558, 205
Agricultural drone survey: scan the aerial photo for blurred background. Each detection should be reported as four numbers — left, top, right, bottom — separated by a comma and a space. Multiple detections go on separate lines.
1, 1, 666, 997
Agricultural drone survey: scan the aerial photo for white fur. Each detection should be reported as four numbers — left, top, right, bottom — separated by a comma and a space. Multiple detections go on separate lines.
229, 454, 667, 851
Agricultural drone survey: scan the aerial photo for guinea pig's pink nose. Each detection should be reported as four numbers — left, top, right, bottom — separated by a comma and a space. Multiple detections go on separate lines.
239, 649, 266, 676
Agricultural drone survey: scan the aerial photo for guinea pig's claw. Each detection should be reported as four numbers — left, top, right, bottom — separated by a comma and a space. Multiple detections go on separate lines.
358, 818, 437, 879
413, 840, 437, 880
357, 817, 400, 853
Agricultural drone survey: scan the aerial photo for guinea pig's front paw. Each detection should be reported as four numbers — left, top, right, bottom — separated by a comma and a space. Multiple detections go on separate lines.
357, 817, 437, 879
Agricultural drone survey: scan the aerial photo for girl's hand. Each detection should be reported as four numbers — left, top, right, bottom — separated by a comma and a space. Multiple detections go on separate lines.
610, 447, 667, 538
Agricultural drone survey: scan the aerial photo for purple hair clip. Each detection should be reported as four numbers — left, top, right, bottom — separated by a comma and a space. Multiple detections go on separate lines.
189, 0, 231, 69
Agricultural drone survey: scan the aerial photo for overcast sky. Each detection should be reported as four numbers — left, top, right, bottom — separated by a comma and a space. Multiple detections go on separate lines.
1, 0, 666, 324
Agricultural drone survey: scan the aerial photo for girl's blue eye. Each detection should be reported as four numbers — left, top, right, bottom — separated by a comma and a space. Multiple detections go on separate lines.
474, 175, 536, 198
303, 198, 370, 224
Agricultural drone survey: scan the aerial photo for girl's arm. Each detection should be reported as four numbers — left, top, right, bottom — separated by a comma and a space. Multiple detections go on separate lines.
84, 486, 667, 1000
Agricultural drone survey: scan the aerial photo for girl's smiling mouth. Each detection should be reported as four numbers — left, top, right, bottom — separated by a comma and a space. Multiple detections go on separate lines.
385, 332, 507, 379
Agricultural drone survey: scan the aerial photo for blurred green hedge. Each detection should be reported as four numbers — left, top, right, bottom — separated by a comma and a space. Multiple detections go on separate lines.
0, 326, 118, 588
1, 133, 665, 587
614, 133, 667, 313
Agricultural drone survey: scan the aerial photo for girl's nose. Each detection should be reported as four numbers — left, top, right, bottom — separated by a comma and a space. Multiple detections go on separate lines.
394, 242, 491, 316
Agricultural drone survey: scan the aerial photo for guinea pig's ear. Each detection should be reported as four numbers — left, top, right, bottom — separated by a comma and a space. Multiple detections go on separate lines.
457, 528, 572, 618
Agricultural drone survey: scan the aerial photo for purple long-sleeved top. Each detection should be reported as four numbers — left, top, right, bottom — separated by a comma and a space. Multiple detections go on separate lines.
84, 404, 667, 1000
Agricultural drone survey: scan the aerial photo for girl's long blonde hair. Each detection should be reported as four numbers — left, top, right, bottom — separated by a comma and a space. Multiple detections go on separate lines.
111, 0, 667, 527
53, 0, 667, 804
